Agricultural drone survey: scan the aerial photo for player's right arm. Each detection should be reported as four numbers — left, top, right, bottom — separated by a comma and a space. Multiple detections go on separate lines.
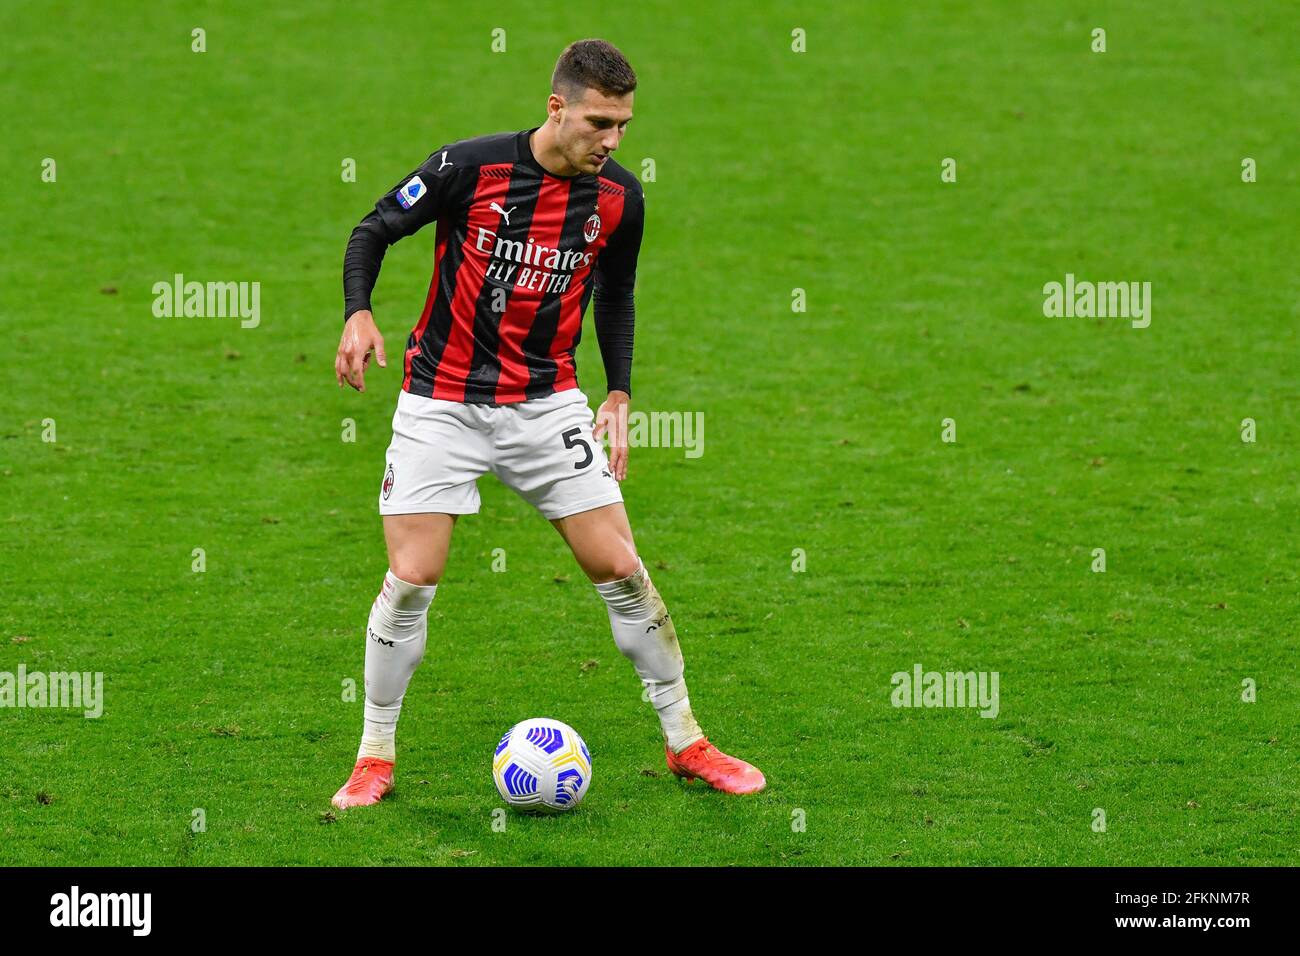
336, 147, 463, 392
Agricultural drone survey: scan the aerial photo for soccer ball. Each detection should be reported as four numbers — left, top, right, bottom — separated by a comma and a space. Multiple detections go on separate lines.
492, 717, 592, 813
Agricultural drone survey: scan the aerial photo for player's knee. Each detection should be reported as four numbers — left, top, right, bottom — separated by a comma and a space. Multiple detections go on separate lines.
595, 559, 651, 611
386, 563, 441, 588
610, 557, 643, 582
591, 553, 643, 585
369, 571, 438, 640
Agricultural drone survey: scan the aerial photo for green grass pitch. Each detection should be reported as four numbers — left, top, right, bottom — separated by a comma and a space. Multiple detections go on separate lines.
2, 1, 1296, 866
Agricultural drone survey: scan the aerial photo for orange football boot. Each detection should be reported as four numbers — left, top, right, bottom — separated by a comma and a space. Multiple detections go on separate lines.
665, 738, 766, 794
331, 757, 395, 809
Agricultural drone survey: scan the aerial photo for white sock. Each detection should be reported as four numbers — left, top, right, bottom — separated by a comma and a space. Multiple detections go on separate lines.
595, 559, 705, 753
358, 570, 437, 762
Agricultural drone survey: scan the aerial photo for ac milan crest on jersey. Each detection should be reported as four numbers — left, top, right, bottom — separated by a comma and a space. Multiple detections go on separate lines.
381, 463, 395, 500
583, 212, 601, 244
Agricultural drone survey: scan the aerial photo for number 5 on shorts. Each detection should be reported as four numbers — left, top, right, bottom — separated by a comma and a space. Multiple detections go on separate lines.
561, 426, 594, 470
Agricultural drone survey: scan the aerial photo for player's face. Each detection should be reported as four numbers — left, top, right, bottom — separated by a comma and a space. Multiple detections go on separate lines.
557, 88, 633, 174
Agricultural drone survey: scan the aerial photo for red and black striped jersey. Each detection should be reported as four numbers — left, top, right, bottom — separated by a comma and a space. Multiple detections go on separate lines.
343, 128, 644, 405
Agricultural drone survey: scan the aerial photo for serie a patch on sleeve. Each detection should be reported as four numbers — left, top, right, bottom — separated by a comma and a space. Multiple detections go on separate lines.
397, 175, 426, 209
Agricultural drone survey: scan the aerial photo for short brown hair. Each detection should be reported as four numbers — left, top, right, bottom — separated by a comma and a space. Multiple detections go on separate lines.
551, 39, 637, 99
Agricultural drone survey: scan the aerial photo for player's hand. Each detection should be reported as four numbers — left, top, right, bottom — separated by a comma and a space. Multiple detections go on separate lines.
336, 310, 387, 392
594, 390, 630, 481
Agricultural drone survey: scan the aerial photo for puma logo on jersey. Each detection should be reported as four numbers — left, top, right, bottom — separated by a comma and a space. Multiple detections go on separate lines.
489, 202, 517, 224
437, 151, 452, 171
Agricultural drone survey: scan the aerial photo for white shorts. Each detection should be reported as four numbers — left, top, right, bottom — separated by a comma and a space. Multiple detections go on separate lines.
378, 387, 624, 521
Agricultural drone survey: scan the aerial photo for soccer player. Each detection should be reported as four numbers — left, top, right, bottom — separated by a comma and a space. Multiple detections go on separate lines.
330, 39, 765, 808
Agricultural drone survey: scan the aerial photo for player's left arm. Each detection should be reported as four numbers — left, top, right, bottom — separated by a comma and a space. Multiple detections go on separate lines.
591, 184, 645, 481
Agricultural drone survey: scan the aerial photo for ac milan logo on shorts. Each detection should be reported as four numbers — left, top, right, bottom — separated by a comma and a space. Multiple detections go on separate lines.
583, 213, 601, 244
382, 464, 395, 501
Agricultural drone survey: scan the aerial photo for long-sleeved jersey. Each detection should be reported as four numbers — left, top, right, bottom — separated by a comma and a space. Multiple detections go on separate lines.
343, 127, 644, 405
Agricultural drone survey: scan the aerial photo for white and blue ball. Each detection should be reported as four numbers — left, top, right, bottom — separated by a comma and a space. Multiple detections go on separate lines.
492, 717, 592, 814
